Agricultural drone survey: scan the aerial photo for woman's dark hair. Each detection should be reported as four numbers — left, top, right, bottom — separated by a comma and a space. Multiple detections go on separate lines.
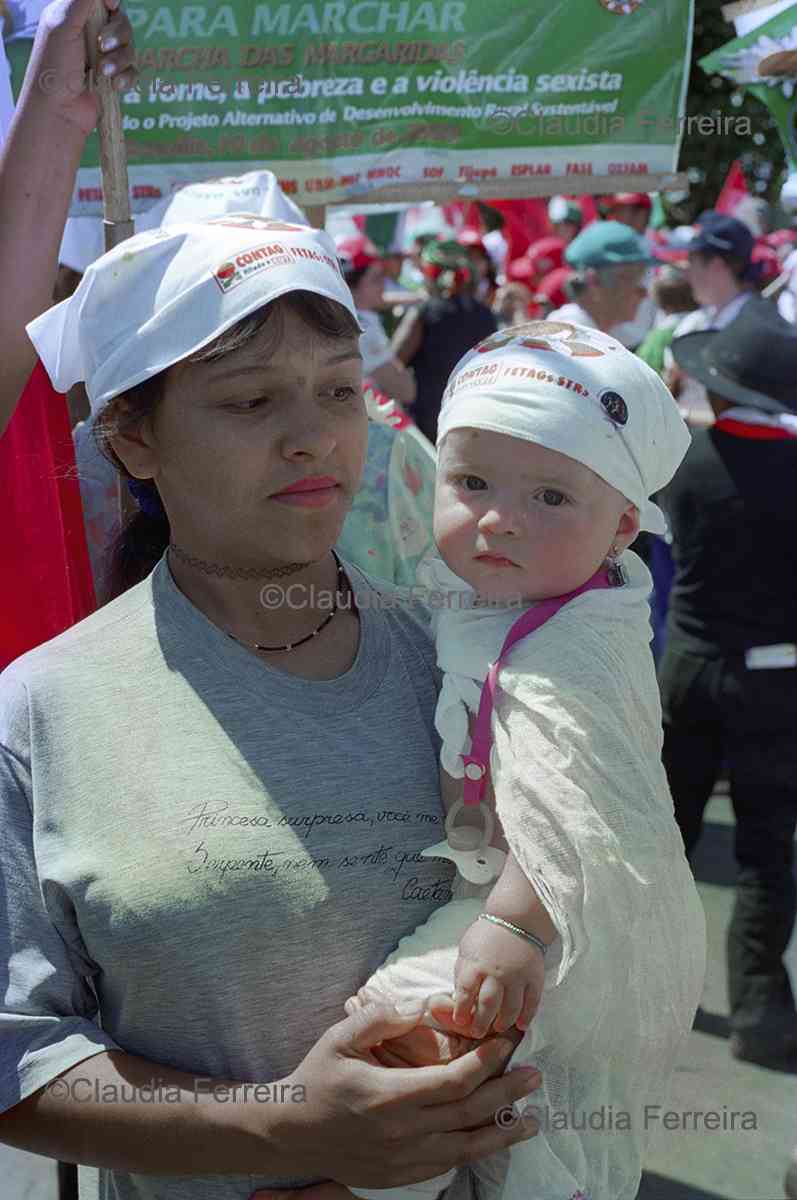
690, 248, 750, 283
341, 264, 369, 292
94, 289, 361, 601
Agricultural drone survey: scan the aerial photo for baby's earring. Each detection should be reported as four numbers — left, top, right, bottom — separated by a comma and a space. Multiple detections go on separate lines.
606, 542, 628, 588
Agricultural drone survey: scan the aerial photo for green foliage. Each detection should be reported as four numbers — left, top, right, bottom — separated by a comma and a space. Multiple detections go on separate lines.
668, 0, 785, 222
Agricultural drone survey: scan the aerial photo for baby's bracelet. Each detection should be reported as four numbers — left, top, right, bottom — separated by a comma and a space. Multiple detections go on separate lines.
479, 912, 549, 956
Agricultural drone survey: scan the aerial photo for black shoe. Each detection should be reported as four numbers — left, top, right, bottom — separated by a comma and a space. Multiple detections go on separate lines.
785, 1147, 797, 1199
730, 1026, 797, 1066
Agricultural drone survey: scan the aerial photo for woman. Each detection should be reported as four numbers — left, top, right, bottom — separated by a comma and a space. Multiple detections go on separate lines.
64, 200, 433, 604
456, 230, 498, 306
0, 4, 541, 1200
335, 233, 416, 409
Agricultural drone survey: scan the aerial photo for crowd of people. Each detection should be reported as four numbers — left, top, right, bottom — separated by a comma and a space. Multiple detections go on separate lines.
1, 3, 797, 1200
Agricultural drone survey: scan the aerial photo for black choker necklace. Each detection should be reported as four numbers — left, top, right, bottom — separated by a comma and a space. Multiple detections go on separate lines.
169, 542, 309, 581
226, 551, 348, 654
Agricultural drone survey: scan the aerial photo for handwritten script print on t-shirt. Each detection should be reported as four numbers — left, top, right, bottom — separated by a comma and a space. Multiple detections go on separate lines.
179, 800, 452, 903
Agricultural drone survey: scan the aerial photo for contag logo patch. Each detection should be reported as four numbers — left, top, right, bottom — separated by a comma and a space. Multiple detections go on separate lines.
213, 243, 294, 292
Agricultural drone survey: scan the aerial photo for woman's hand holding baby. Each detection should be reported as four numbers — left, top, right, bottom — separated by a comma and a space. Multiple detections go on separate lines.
272, 1000, 539, 1188
248, 1000, 531, 1200
452, 917, 545, 1038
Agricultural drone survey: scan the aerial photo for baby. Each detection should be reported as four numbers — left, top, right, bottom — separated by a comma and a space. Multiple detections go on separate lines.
346, 321, 707, 1200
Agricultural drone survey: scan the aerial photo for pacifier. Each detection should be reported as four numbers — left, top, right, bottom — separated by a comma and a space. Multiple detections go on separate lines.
421, 797, 506, 884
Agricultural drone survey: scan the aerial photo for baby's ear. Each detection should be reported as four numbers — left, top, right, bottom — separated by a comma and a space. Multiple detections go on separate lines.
615, 503, 641, 550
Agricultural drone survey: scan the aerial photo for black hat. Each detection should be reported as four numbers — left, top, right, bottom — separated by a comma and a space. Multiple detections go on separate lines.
691, 212, 754, 263
670, 298, 797, 415
690, 211, 762, 283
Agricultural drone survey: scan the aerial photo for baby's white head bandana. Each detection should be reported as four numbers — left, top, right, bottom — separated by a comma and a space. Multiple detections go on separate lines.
437, 320, 690, 535
28, 215, 360, 414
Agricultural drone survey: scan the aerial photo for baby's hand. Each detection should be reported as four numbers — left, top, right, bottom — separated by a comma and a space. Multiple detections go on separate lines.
344, 984, 390, 1017
453, 917, 545, 1038
343, 992, 483, 1068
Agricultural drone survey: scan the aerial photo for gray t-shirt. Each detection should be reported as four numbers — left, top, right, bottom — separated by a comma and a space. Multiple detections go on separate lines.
0, 556, 457, 1199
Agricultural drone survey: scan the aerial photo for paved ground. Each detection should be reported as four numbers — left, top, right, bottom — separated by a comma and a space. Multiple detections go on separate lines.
638, 785, 797, 1200
0, 1144, 56, 1199
2, 785, 795, 1199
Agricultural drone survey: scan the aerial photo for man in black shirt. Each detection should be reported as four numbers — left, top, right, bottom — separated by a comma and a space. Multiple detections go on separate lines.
392, 239, 496, 445
664, 301, 797, 1066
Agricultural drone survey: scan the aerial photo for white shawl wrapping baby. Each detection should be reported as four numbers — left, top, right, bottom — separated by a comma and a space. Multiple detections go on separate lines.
414, 553, 524, 781
356, 550, 707, 1200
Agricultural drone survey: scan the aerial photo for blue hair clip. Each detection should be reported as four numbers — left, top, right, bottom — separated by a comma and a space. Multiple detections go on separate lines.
127, 478, 166, 520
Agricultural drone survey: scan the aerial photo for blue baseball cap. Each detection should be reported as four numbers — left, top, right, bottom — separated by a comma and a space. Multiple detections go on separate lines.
689, 212, 754, 264
564, 220, 653, 270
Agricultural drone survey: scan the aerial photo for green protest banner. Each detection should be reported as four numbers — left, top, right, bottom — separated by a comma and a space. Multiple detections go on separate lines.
5, 0, 693, 214
700, 4, 797, 172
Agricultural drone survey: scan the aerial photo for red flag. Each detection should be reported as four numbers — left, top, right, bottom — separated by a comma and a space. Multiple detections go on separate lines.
715, 160, 749, 216
0, 362, 96, 669
441, 201, 484, 235
577, 195, 599, 226
483, 199, 548, 262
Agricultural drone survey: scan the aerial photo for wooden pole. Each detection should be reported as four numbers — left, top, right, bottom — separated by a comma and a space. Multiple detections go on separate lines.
303, 204, 327, 229
83, 2, 134, 251
762, 268, 791, 299
325, 172, 688, 207
80, 4, 137, 530
721, 0, 781, 23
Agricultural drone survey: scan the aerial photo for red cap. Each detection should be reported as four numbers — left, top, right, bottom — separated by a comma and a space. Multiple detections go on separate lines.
651, 245, 690, 265
334, 234, 380, 273
525, 236, 565, 277
457, 229, 487, 252
534, 267, 574, 309
505, 256, 536, 284
751, 241, 781, 285
610, 193, 653, 211
765, 228, 797, 250
649, 225, 694, 264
